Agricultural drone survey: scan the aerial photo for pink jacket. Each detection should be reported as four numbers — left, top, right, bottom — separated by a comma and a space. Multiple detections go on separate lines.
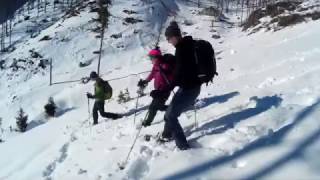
146, 59, 174, 91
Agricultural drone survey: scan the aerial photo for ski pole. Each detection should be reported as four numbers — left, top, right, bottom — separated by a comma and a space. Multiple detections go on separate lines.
119, 111, 149, 170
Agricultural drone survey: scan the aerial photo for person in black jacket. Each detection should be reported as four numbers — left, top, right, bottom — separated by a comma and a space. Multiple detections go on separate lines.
160, 21, 201, 150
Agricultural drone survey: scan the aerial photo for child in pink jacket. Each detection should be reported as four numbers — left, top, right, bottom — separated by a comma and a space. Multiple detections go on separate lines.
138, 47, 175, 127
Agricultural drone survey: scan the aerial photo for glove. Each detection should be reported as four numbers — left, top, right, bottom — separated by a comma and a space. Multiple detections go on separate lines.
150, 90, 162, 98
137, 79, 148, 88
86, 92, 94, 99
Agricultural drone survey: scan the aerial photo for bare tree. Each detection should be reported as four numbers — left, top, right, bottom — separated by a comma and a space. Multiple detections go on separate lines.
97, 0, 111, 75
1, 24, 5, 51
37, 0, 41, 16
44, 0, 47, 13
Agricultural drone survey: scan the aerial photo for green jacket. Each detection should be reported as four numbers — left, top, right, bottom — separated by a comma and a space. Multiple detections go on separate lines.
94, 78, 112, 101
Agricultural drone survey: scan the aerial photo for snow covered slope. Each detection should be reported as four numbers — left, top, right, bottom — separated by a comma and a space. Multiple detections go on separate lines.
1, 0, 320, 179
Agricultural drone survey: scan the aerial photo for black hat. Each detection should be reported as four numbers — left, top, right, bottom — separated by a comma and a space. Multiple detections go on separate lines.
165, 21, 181, 38
90, 71, 98, 79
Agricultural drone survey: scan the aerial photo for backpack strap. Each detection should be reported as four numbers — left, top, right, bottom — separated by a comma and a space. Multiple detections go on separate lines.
158, 65, 171, 86
193, 40, 200, 65
193, 40, 207, 81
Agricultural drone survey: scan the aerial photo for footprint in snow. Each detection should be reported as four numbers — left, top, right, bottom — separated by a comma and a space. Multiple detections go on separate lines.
139, 145, 153, 157
42, 143, 70, 179
126, 157, 150, 180
232, 160, 247, 168
113, 131, 127, 140
78, 168, 87, 174
105, 147, 117, 153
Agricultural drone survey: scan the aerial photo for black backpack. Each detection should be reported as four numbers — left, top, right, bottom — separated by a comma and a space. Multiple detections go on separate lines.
159, 53, 176, 85
102, 80, 113, 99
161, 53, 176, 69
194, 40, 218, 84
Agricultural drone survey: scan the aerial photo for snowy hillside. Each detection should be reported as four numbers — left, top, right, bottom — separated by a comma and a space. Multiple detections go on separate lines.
1, 0, 320, 179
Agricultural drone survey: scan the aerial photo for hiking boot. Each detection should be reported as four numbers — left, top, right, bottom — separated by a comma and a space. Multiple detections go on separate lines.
159, 105, 168, 111
142, 120, 151, 127
157, 135, 173, 143
178, 144, 190, 151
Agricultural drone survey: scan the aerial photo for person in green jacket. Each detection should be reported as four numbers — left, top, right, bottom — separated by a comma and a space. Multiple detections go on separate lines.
87, 71, 122, 125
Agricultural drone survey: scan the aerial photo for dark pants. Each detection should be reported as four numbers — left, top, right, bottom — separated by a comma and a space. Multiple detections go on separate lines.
93, 100, 119, 124
144, 92, 170, 124
162, 86, 201, 149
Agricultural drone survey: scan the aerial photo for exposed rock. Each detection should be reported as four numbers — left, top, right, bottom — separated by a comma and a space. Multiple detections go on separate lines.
79, 61, 91, 68
199, 6, 221, 17
211, 34, 221, 39
277, 14, 305, 27
110, 33, 122, 39
183, 20, 193, 26
306, 11, 320, 20
39, 35, 52, 41
0, 60, 5, 69
242, 1, 320, 33
123, 17, 143, 24
29, 50, 43, 58
242, 1, 303, 30
123, 9, 137, 15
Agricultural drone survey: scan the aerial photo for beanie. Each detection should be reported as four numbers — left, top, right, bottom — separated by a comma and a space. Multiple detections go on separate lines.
90, 71, 98, 79
148, 47, 162, 57
165, 21, 181, 38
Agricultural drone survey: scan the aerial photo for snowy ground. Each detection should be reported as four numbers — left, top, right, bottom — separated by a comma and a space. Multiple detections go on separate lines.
1, 0, 320, 179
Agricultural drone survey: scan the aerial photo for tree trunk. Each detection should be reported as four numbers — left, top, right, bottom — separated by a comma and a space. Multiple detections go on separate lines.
1, 24, 5, 51
37, 0, 40, 16
44, 0, 47, 12
9, 19, 12, 47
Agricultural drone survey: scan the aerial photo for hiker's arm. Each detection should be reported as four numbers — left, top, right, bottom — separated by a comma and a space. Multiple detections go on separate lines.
86, 92, 95, 99
171, 48, 183, 87
146, 66, 156, 82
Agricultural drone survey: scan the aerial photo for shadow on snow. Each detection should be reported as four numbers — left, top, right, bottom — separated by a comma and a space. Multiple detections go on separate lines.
164, 98, 320, 180
186, 95, 282, 140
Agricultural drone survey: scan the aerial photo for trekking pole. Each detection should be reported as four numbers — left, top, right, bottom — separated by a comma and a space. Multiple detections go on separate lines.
133, 95, 139, 125
133, 86, 144, 125
194, 101, 198, 129
87, 97, 92, 135
119, 111, 149, 170
87, 97, 90, 122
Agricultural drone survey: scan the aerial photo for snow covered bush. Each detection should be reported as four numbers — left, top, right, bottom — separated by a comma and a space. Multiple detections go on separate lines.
117, 90, 125, 104
117, 88, 132, 104
44, 97, 57, 117
16, 108, 28, 132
